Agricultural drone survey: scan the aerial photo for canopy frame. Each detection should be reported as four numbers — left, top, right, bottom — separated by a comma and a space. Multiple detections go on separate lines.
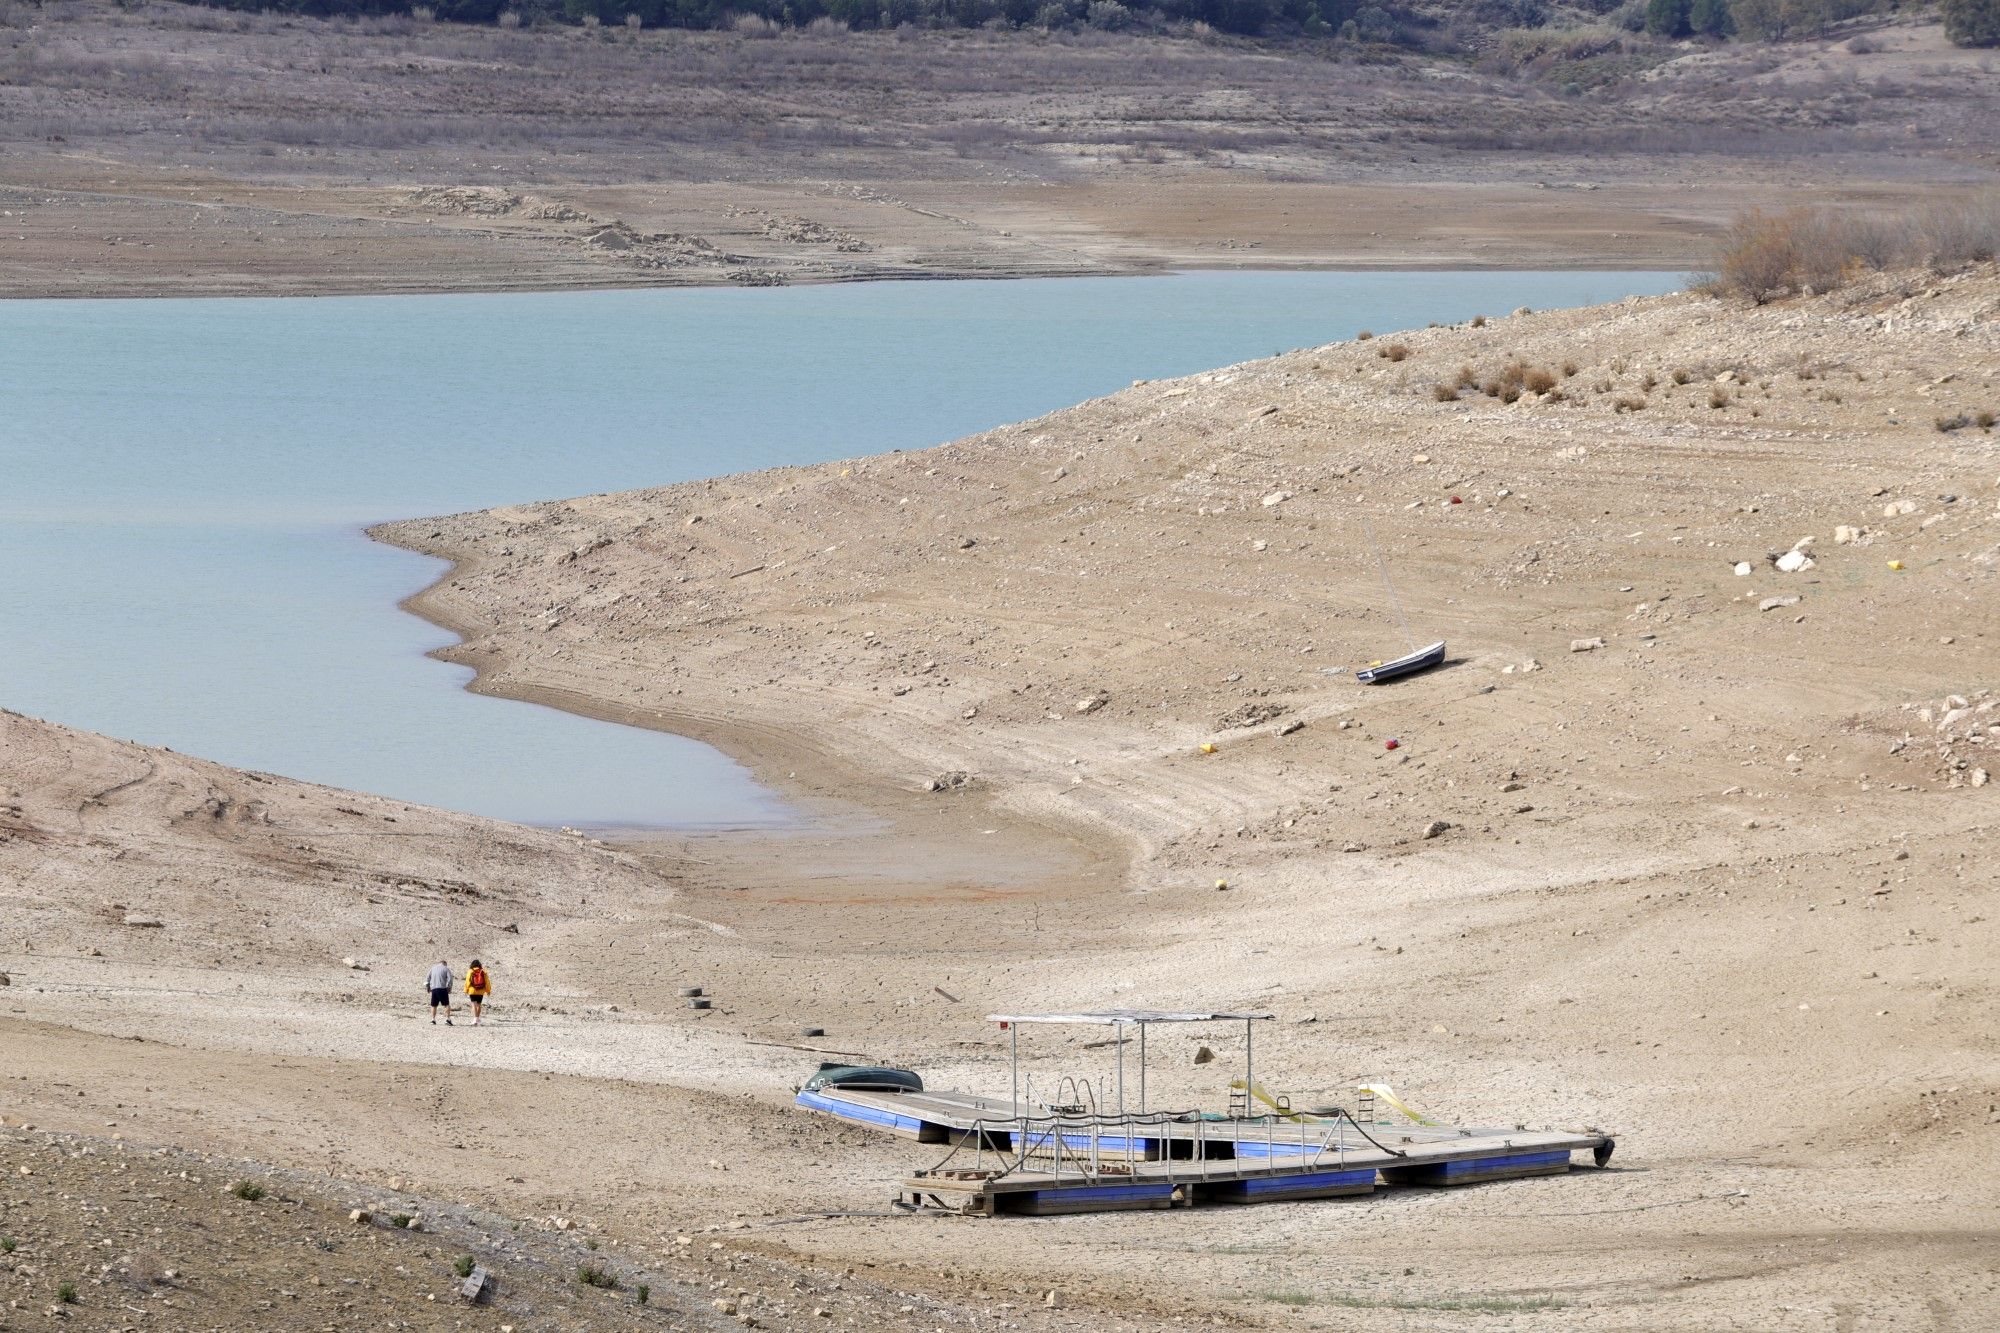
987, 1010, 1276, 1117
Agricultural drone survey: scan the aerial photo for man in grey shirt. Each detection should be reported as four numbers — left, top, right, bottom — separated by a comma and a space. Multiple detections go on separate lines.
426, 960, 453, 1025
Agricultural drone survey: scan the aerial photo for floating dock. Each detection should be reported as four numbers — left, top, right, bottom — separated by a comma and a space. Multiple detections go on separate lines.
798, 1084, 1611, 1216
793, 1010, 1614, 1216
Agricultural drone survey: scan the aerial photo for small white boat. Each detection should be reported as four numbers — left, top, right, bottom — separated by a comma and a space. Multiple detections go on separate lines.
1355, 640, 1446, 684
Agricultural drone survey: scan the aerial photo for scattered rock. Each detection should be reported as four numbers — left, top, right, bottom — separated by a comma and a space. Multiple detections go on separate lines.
1074, 694, 1107, 714
459, 1266, 494, 1305
1192, 1045, 1215, 1065
1422, 819, 1452, 839
1276, 719, 1306, 736
1759, 595, 1801, 612
1570, 637, 1605, 653
1218, 702, 1288, 729
1734, 561, 1754, 576
121, 913, 164, 928
1775, 550, 1814, 573
1260, 490, 1293, 508
925, 771, 971, 793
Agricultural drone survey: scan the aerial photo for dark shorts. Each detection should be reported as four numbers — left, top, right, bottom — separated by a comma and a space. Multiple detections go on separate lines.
467, 993, 486, 1004
430, 987, 450, 1006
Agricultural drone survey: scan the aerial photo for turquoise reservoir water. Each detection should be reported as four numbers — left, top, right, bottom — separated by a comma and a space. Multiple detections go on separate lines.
0, 271, 1681, 826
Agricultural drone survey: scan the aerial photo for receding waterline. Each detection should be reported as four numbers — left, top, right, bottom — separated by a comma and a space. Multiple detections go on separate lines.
0, 270, 1683, 827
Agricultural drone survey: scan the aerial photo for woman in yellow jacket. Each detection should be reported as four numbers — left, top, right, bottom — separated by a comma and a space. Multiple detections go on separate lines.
463, 960, 492, 1026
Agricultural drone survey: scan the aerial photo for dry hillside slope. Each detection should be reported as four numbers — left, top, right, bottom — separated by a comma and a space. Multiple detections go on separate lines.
378, 266, 2000, 1325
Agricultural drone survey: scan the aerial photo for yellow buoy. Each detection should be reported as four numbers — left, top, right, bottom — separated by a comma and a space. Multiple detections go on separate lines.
1214, 878, 1229, 891
1888, 560, 1905, 571
1199, 742, 1218, 755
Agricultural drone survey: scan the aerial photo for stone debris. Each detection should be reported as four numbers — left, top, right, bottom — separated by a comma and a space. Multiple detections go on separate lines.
1760, 595, 1801, 612
1074, 694, 1108, 714
1218, 702, 1288, 729
1422, 819, 1452, 839
1570, 637, 1606, 652
459, 1265, 494, 1304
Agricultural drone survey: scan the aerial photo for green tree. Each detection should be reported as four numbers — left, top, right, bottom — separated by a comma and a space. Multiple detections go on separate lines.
1729, 0, 1784, 39
1944, 0, 2000, 46
1644, 0, 1690, 34
1688, 0, 1733, 33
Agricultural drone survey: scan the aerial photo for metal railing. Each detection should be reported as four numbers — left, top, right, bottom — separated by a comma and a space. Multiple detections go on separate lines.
915, 1107, 1372, 1191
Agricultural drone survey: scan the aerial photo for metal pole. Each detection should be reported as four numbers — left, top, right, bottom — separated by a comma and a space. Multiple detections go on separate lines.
1116, 1020, 1126, 1117
1139, 1021, 1148, 1114
1010, 1024, 1019, 1115
1244, 1018, 1254, 1112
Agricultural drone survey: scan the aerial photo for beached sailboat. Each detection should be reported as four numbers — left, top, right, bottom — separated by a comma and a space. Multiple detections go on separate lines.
1355, 509, 1445, 685
1356, 639, 1446, 684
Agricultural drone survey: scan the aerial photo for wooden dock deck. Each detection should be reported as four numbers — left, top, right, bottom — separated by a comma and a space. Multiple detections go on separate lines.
796, 1085, 1613, 1216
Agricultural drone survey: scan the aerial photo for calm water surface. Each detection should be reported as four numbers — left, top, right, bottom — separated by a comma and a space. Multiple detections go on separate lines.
0, 271, 1681, 826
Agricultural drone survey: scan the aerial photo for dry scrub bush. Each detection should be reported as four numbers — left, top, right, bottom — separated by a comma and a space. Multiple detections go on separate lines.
1711, 196, 2000, 302
1379, 342, 1411, 361
1433, 383, 1460, 402
1523, 367, 1558, 395
1978, 410, 1998, 429
1613, 395, 1647, 412
1709, 386, 1731, 408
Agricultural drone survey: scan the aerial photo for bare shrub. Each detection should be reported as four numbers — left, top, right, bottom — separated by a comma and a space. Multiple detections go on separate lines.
1671, 367, 1691, 385
1935, 413, 1971, 432
1561, 359, 1579, 377
1356, 330, 1374, 341
732, 13, 780, 37
1709, 386, 1731, 408
1916, 197, 2000, 268
1977, 410, 1997, 429
1523, 367, 1557, 394
1471, 314, 1487, 327
496, 10, 522, 28
1379, 342, 1411, 361
1432, 383, 1460, 401
1455, 364, 1478, 388
1711, 195, 2000, 301
1613, 395, 1647, 412
1714, 208, 1809, 304
411, 4, 435, 20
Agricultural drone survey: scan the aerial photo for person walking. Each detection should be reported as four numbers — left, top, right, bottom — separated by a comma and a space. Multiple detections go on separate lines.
426, 959, 453, 1025
463, 959, 492, 1026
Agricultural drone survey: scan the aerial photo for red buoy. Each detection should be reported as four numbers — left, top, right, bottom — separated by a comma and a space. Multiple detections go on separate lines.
1385, 738, 1400, 751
